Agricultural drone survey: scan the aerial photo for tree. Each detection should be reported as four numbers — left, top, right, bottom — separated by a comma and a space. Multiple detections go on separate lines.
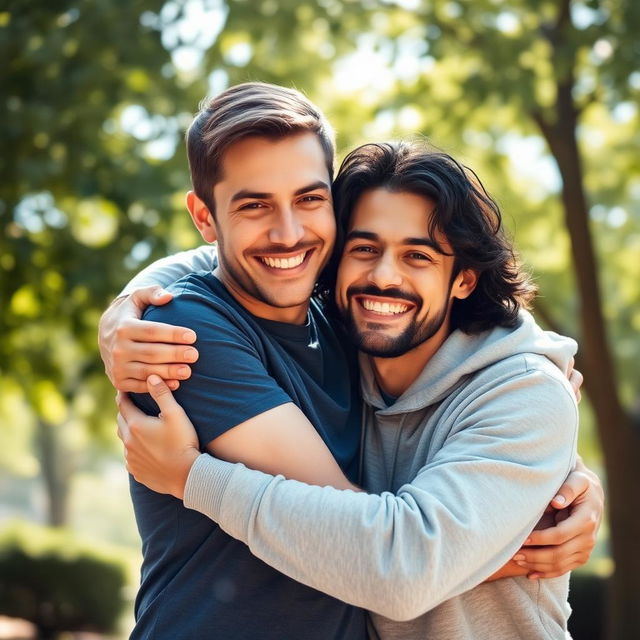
0, 1, 198, 525
2, 1, 638, 635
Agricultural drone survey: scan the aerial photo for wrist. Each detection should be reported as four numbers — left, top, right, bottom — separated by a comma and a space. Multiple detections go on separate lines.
174, 447, 200, 500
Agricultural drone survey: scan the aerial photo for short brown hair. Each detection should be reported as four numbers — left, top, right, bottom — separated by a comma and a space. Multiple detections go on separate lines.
186, 82, 335, 215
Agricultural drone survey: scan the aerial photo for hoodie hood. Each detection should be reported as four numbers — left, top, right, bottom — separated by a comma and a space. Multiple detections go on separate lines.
359, 310, 577, 414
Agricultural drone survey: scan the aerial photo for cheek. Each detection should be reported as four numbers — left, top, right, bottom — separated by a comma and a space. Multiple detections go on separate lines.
335, 259, 351, 308
335, 259, 362, 307
317, 209, 337, 242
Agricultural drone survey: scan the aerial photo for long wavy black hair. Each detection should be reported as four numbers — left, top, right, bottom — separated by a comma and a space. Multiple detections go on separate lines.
316, 141, 536, 333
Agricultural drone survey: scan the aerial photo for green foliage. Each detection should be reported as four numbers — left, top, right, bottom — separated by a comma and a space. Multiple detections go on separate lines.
1, 4, 638, 630
0, 521, 128, 637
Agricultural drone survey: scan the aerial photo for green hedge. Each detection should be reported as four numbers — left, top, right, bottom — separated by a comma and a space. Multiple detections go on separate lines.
0, 521, 128, 639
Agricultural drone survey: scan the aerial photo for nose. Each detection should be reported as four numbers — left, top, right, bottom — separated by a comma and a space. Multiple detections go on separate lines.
269, 207, 304, 246
367, 251, 402, 289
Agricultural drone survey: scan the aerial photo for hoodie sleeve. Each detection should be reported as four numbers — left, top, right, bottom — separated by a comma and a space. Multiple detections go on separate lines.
184, 355, 578, 621
119, 245, 218, 295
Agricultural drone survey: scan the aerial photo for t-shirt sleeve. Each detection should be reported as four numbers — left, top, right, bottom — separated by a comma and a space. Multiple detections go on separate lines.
130, 283, 291, 447
119, 245, 218, 296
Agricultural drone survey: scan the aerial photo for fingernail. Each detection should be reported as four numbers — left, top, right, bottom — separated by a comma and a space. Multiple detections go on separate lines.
182, 330, 196, 342
513, 554, 525, 561
148, 374, 163, 386
183, 348, 198, 361
524, 538, 532, 545
553, 494, 566, 505
177, 366, 190, 378
155, 289, 169, 298
528, 573, 541, 580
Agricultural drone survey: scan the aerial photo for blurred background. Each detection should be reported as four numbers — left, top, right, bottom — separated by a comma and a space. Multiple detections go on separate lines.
1, 1, 638, 638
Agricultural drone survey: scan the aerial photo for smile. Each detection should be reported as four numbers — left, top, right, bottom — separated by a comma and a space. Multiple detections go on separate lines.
259, 251, 308, 270
359, 297, 410, 315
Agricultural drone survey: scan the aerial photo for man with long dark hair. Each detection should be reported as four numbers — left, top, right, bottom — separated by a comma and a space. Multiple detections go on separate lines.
113, 139, 590, 638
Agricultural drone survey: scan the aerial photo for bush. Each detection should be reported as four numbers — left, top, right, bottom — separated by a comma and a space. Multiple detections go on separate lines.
0, 521, 128, 639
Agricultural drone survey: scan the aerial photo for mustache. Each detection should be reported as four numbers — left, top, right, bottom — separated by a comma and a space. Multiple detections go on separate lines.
346, 284, 422, 307
249, 241, 318, 256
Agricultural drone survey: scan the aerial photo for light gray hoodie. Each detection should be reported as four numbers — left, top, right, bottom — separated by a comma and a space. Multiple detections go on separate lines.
123, 247, 578, 638
183, 311, 578, 640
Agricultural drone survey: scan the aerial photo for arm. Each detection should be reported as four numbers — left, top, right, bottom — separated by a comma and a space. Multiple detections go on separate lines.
180, 366, 578, 620
99, 246, 216, 391
122, 291, 358, 494
511, 455, 603, 578
120, 245, 217, 295
120, 371, 599, 592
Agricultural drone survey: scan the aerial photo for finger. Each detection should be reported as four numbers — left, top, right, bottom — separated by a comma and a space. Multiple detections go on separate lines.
115, 378, 181, 393
116, 412, 130, 443
527, 558, 587, 579
118, 319, 197, 345
123, 361, 193, 383
525, 508, 596, 547
568, 368, 583, 403
146, 375, 184, 417
520, 554, 587, 574
117, 391, 149, 424
130, 285, 174, 310
126, 342, 199, 365
550, 470, 590, 510
515, 536, 585, 565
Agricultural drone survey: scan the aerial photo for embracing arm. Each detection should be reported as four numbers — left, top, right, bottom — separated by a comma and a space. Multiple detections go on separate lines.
119, 293, 358, 496
182, 366, 578, 621
99, 246, 216, 391
120, 245, 217, 295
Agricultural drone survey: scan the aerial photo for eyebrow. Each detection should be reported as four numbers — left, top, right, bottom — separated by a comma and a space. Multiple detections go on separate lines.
230, 181, 330, 203
345, 230, 447, 254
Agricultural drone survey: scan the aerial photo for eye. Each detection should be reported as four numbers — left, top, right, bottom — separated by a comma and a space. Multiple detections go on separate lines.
237, 201, 267, 211
406, 251, 433, 262
297, 194, 326, 205
350, 245, 378, 255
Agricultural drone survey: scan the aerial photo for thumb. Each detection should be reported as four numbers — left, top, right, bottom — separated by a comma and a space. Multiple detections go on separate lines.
147, 374, 182, 416
131, 285, 173, 311
551, 470, 589, 509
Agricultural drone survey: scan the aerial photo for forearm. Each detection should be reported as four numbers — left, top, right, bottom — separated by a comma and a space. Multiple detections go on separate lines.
185, 452, 569, 620
120, 245, 217, 295
184, 371, 577, 620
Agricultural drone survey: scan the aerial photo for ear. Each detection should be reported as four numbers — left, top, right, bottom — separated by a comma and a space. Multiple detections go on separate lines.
186, 191, 217, 243
451, 268, 478, 300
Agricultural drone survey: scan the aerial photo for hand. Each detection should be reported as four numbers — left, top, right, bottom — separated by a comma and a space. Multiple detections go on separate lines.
511, 461, 603, 579
98, 285, 199, 392
566, 357, 583, 404
117, 375, 201, 499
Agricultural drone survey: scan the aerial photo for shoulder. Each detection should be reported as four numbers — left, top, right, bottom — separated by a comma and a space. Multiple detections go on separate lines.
144, 274, 262, 350
456, 353, 578, 443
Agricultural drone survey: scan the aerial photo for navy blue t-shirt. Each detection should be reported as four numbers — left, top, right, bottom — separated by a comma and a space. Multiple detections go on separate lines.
129, 272, 366, 640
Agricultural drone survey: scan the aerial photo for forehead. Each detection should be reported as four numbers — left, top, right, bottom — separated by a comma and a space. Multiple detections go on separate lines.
217, 132, 330, 193
349, 188, 436, 238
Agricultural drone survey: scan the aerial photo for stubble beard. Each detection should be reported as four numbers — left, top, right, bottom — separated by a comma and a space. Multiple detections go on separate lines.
342, 295, 450, 358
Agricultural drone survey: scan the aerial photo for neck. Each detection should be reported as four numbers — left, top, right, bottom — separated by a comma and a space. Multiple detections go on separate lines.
370, 321, 451, 398
213, 266, 309, 325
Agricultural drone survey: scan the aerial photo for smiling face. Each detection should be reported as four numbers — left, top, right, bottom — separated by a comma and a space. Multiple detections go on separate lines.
336, 188, 477, 358
188, 132, 336, 324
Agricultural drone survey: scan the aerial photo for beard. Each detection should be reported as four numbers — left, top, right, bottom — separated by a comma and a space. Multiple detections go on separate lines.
341, 284, 450, 358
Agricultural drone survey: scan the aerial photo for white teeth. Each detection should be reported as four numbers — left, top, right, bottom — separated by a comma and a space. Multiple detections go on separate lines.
261, 252, 306, 269
362, 299, 409, 315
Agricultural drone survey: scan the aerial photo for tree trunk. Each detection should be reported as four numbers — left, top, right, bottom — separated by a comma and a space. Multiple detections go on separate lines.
534, 81, 640, 640
36, 419, 70, 527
